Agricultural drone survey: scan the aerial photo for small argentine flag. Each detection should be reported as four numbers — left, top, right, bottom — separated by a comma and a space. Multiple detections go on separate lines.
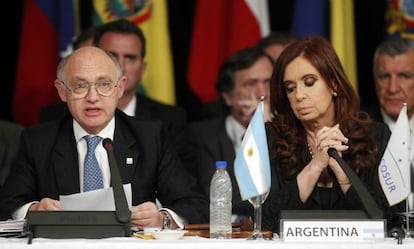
234, 101, 271, 200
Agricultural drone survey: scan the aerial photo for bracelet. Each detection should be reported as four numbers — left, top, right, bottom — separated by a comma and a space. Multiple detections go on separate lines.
338, 179, 350, 185
160, 210, 172, 229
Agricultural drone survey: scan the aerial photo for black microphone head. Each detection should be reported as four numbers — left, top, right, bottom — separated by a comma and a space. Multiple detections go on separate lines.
327, 147, 337, 157
102, 138, 113, 150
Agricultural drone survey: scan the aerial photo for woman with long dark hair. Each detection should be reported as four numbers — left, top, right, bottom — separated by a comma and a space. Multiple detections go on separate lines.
262, 36, 404, 233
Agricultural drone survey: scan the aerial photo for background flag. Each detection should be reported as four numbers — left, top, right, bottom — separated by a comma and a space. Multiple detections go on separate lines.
292, 0, 358, 93
330, 0, 358, 93
291, 0, 329, 39
93, 0, 175, 105
234, 101, 271, 200
386, 0, 414, 39
187, 0, 270, 104
13, 0, 77, 126
378, 104, 411, 206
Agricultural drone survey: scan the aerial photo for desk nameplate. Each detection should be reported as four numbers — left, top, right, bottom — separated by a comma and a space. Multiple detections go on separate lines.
280, 219, 386, 242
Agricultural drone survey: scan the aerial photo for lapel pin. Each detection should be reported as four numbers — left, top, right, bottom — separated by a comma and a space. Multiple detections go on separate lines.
126, 157, 133, 165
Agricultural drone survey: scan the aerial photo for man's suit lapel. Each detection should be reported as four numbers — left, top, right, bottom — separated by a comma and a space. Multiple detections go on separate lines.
52, 121, 80, 194
113, 117, 139, 183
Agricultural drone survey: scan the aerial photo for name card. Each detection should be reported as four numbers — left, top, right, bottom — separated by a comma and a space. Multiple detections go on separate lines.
280, 219, 386, 242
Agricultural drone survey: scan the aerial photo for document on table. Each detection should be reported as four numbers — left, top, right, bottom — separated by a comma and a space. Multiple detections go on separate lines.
0, 219, 25, 233
60, 184, 132, 211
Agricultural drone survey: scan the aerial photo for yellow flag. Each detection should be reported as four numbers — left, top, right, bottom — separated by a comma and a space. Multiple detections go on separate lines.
92, 0, 175, 105
330, 0, 358, 93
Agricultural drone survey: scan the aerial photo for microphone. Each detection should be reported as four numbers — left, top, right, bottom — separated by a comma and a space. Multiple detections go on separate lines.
103, 138, 131, 223
327, 147, 383, 219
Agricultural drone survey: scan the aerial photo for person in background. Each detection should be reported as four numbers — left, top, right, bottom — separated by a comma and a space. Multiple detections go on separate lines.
262, 36, 404, 233
364, 37, 414, 211
72, 26, 97, 49
0, 120, 23, 188
185, 47, 273, 221
93, 19, 187, 132
0, 47, 209, 229
256, 31, 296, 62
200, 32, 295, 120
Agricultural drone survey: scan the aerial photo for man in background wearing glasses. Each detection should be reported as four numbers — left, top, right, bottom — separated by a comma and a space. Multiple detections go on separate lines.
0, 46, 209, 230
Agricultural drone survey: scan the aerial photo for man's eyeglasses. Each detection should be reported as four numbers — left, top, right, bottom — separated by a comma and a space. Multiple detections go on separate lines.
60, 80, 119, 99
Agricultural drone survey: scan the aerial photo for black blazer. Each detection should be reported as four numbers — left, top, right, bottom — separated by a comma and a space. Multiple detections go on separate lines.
0, 111, 208, 223
262, 121, 404, 233
185, 117, 253, 218
0, 121, 23, 187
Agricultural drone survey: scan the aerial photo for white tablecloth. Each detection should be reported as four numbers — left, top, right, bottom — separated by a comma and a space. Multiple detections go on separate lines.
1, 236, 414, 249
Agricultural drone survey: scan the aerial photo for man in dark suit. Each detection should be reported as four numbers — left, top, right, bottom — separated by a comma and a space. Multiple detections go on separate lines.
365, 37, 414, 123
185, 47, 273, 221
363, 37, 414, 211
0, 47, 208, 229
39, 19, 187, 157
0, 120, 23, 188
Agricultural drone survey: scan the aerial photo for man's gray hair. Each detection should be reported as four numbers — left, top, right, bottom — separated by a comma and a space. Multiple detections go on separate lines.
56, 50, 123, 82
374, 37, 414, 71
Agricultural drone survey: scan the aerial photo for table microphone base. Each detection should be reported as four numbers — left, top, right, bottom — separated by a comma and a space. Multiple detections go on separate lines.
26, 210, 131, 242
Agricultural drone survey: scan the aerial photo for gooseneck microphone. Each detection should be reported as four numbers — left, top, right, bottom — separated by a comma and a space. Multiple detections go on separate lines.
103, 138, 131, 223
327, 147, 383, 219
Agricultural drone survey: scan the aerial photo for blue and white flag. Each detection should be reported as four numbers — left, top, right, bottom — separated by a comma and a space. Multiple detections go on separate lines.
234, 101, 271, 200
378, 103, 411, 206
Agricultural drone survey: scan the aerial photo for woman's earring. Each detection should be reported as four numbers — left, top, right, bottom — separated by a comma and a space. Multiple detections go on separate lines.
333, 92, 338, 97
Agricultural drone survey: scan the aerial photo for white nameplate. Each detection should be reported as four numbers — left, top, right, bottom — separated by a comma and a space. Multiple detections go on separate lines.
281, 219, 386, 242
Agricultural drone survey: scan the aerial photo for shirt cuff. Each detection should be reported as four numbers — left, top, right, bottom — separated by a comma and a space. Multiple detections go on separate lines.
12, 201, 39, 220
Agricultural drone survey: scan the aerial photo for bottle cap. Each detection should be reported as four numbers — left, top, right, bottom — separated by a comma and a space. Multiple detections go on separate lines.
215, 161, 227, 169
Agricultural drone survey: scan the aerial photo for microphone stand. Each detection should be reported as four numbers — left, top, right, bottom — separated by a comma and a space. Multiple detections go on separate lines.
403, 195, 414, 239
405, 199, 410, 238
103, 138, 130, 223
327, 148, 383, 219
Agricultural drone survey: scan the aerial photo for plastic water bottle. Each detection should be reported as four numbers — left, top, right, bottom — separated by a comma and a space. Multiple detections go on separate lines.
210, 161, 232, 239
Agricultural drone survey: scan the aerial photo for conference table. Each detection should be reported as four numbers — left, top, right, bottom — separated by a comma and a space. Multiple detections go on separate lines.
1, 236, 413, 249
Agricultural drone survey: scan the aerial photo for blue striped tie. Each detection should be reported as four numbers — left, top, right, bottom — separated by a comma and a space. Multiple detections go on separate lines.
83, 135, 103, 192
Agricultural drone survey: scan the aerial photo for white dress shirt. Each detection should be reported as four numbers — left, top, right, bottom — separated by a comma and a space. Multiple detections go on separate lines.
74, 118, 115, 192
225, 115, 247, 152
122, 95, 136, 117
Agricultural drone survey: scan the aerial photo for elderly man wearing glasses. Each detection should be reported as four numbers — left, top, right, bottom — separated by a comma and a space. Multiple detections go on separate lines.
0, 47, 209, 230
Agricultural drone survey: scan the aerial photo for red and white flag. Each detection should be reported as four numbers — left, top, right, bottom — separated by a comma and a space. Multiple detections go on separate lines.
187, 0, 270, 103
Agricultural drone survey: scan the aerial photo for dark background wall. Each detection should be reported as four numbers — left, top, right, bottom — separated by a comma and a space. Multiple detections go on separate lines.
2, 0, 387, 123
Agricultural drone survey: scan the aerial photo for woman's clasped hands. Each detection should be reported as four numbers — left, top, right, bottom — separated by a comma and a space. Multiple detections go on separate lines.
311, 124, 350, 185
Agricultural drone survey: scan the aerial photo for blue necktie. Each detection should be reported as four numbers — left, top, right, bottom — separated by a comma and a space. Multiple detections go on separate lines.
83, 135, 103, 192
